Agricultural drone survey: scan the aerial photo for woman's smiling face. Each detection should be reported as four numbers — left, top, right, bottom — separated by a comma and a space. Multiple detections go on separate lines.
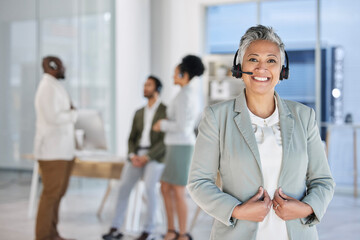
241, 39, 282, 97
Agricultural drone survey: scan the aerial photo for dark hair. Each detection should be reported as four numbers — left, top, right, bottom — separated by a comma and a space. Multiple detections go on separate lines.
179, 55, 205, 80
42, 56, 61, 71
148, 75, 163, 93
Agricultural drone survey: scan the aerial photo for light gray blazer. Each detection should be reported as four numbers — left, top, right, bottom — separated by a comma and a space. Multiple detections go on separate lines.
187, 90, 335, 240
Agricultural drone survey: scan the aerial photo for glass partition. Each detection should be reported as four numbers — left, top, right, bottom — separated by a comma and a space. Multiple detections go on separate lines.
0, 0, 38, 169
0, 0, 115, 169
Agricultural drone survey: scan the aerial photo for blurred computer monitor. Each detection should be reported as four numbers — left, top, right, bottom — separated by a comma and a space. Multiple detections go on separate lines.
74, 109, 107, 150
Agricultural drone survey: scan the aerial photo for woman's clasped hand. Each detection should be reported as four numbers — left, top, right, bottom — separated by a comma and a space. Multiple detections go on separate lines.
233, 187, 313, 222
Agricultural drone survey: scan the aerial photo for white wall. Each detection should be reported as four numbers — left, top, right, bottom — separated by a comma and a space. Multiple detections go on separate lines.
150, 0, 205, 105
115, 0, 151, 156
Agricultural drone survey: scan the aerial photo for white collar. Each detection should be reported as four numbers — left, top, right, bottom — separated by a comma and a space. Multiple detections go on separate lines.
43, 73, 58, 82
146, 97, 161, 111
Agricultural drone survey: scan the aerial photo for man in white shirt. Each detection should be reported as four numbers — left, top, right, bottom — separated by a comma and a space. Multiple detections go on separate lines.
102, 76, 167, 240
34, 56, 77, 240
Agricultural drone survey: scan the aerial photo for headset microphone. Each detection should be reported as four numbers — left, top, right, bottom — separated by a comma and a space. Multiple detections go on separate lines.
231, 68, 253, 77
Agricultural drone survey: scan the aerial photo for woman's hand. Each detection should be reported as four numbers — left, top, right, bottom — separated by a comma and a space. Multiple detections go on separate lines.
232, 187, 272, 222
152, 120, 162, 132
272, 188, 314, 221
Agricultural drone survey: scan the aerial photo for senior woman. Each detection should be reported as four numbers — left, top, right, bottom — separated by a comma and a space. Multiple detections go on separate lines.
187, 25, 335, 240
153, 55, 205, 240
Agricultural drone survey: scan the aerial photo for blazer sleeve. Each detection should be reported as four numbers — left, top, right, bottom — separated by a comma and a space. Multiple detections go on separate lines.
38, 83, 77, 125
128, 112, 139, 157
300, 108, 335, 226
187, 106, 242, 227
147, 105, 166, 161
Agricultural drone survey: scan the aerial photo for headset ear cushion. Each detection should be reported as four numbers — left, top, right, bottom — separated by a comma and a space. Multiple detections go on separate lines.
284, 68, 289, 79
232, 64, 242, 78
280, 65, 289, 80
280, 66, 284, 80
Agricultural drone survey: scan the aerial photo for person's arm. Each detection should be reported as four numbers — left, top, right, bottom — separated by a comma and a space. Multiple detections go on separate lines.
128, 112, 139, 160
300, 108, 335, 226
160, 92, 192, 133
38, 83, 77, 125
187, 107, 243, 226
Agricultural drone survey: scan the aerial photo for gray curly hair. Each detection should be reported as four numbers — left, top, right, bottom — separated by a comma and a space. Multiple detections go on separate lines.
238, 25, 285, 66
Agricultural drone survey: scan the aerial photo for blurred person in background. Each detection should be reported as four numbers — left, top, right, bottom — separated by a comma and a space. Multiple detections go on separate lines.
153, 55, 205, 240
102, 76, 167, 240
34, 56, 77, 240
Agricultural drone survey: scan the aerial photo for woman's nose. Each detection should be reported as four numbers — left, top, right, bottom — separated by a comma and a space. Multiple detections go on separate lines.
256, 61, 267, 72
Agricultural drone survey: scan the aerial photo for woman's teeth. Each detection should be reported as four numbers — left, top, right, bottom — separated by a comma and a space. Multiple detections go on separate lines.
253, 77, 268, 81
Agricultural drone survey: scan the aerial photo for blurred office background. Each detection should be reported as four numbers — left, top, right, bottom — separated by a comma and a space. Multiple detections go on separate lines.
0, 0, 359, 239
1, 0, 359, 190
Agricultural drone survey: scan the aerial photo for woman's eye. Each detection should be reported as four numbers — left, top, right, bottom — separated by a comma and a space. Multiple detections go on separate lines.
268, 59, 277, 63
249, 58, 257, 62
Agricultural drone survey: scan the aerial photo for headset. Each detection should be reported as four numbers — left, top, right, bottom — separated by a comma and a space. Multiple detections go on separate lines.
49, 60, 58, 70
231, 49, 289, 80
156, 82, 162, 93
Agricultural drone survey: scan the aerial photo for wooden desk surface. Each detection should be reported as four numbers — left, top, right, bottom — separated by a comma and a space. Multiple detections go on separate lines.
72, 157, 124, 179
22, 153, 125, 180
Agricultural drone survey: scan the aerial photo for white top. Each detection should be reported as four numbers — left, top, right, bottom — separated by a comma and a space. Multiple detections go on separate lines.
247, 100, 289, 240
34, 73, 77, 160
139, 98, 161, 148
160, 83, 197, 145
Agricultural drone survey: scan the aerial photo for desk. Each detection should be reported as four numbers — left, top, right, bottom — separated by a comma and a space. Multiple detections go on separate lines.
323, 123, 360, 197
24, 153, 125, 218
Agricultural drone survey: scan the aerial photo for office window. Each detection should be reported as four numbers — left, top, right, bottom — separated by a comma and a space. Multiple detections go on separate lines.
260, 0, 317, 109
206, 3, 257, 54
321, 0, 360, 186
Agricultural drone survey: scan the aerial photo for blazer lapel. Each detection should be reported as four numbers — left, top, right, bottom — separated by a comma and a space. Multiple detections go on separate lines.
275, 92, 295, 185
138, 108, 144, 132
233, 90, 262, 172
152, 103, 163, 125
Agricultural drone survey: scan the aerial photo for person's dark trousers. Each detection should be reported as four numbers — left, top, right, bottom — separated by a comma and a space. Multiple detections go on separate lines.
35, 159, 75, 240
